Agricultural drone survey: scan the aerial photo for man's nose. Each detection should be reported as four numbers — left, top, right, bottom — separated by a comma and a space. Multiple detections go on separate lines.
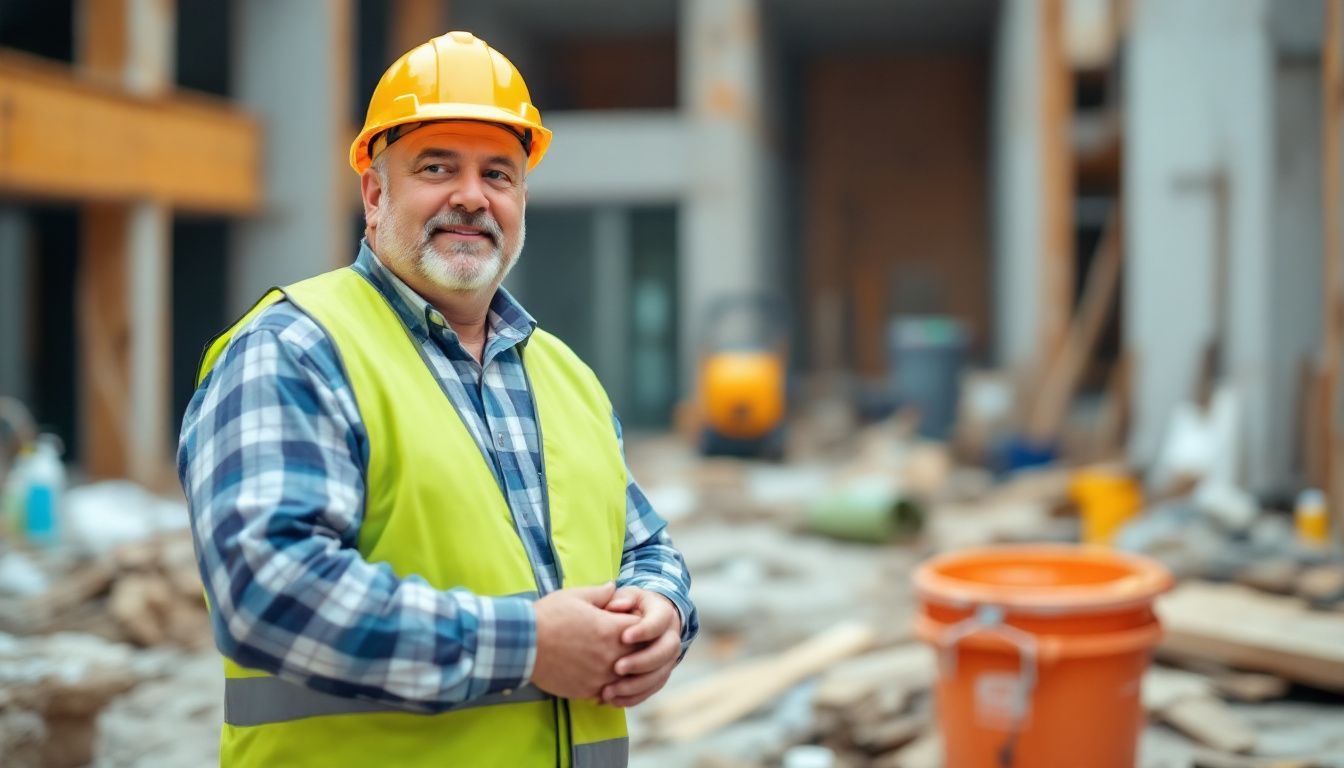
447, 173, 489, 213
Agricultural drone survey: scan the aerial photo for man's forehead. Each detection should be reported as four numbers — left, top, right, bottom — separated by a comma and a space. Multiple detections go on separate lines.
397, 122, 527, 161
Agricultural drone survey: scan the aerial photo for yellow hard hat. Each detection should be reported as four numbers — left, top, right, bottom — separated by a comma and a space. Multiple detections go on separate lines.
349, 30, 551, 175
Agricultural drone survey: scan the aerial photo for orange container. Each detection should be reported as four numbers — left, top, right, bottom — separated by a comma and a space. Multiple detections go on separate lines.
913, 545, 1173, 768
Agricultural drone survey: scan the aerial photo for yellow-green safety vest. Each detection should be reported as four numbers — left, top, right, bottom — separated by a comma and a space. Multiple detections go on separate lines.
195, 267, 630, 767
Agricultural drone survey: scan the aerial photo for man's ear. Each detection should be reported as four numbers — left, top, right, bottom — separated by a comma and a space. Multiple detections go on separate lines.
360, 168, 385, 235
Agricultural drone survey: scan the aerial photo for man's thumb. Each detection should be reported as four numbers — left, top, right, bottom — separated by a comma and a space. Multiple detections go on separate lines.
573, 581, 616, 606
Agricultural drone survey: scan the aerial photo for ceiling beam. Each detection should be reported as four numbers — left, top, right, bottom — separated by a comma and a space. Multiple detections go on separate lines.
0, 50, 260, 213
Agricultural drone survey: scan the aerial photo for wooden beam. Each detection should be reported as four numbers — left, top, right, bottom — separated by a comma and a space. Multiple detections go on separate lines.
391, 0, 444, 57
80, 0, 130, 87
75, 208, 172, 486
1324, 0, 1343, 540
1038, 0, 1076, 372
1026, 206, 1123, 444
0, 50, 260, 213
73, 0, 175, 490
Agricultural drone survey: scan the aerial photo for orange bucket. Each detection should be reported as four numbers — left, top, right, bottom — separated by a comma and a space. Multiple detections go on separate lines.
913, 545, 1173, 768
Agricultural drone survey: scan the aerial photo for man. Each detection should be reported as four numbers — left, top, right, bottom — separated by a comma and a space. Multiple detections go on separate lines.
178, 31, 697, 767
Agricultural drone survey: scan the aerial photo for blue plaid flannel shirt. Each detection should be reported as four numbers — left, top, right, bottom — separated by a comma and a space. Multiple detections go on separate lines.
178, 241, 697, 712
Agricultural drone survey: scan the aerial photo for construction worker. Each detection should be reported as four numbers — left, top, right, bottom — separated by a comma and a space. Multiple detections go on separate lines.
178, 31, 697, 767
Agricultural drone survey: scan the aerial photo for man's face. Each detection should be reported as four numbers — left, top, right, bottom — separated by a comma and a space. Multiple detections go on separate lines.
363, 122, 528, 295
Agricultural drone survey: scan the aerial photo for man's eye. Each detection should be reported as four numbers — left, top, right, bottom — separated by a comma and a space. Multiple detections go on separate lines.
484, 169, 510, 182
422, 164, 448, 174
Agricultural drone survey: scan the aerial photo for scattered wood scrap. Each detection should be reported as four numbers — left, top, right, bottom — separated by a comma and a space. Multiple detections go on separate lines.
811, 643, 935, 713
1158, 696, 1257, 755
644, 622, 878, 742
1156, 581, 1344, 691
1213, 671, 1290, 703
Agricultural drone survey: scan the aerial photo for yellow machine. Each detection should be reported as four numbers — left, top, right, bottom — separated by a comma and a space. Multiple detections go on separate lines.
696, 295, 788, 459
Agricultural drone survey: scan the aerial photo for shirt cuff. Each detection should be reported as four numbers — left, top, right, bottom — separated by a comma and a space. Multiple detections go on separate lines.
470, 593, 537, 696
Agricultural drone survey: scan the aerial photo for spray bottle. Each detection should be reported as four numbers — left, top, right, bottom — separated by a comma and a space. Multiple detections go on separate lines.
21, 434, 66, 549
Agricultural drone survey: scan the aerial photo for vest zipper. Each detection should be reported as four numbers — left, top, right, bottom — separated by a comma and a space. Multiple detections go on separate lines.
521, 353, 572, 767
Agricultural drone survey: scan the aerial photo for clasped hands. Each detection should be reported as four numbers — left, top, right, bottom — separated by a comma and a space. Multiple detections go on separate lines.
530, 582, 681, 707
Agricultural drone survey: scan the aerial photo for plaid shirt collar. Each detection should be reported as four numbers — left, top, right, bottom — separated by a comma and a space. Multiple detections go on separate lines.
352, 239, 537, 350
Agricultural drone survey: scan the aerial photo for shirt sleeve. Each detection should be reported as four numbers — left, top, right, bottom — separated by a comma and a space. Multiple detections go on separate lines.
610, 412, 700, 658
177, 305, 534, 713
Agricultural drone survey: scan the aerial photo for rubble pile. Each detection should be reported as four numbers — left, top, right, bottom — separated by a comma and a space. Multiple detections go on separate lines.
0, 531, 210, 650
0, 632, 172, 768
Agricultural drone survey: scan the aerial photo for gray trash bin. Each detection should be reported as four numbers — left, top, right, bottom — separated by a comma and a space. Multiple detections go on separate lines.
887, 316, 968, 440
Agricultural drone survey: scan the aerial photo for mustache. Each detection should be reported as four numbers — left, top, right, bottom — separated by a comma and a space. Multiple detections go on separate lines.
423, 210, 503, 243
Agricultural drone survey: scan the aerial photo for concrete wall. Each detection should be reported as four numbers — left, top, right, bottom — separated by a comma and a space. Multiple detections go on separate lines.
990, 0, 1043, 370
229, 0, 352, 315
525, 112, 690, 204
1268, 58, 1324, 491
1125, 0, 1274, 489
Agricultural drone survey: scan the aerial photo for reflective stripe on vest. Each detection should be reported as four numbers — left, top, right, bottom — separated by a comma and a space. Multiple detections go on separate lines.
225, 677, 551, 727
574, 737, 629, 768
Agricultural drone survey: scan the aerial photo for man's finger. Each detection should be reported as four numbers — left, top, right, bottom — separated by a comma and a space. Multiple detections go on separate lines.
605, 587, 641, 613
600, 666, 670, 704
573, 581, 616, 607
614, 630, 678, 676
620, 604, 672, 645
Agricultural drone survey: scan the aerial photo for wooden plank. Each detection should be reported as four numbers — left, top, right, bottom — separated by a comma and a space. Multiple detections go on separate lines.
647, 623, 878, 742
1159, 696, 1256, 755
0, 50, 260, 213
1155, 582, 1344, 691
1038, 0, 1075, 370
80, 0, 131, 87
811, 643, 936, 711
79, 204, 134, 480
1026, 207, 1122, 442
391, 0, 444, 57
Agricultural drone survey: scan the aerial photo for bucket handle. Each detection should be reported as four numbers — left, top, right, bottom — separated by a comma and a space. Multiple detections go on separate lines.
935, 604, 1038, 727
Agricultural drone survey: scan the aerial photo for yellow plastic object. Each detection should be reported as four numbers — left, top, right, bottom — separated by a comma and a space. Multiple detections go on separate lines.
1295, 489, 1330, 547
700, 351, 785, 439
350, 30, 552, 174
1070, 469, 1142, 546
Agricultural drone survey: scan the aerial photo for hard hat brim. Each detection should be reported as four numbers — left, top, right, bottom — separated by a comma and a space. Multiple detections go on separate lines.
350, 103, 552, 175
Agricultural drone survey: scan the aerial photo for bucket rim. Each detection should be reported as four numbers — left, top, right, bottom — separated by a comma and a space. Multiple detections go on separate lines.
913, 544, 1173, 615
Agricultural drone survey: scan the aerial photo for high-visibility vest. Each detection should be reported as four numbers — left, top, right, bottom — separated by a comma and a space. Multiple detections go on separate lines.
195, 267, 630, 767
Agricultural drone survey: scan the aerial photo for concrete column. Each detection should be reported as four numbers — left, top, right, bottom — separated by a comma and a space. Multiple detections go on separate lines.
679, 0, 770, 391
991, 0, 1044, 369
592, 208, 630, 413
1125, 0, 1274, 489
231, 0, 352, 314
126, 203, 170, 484
0, 208, 29, 404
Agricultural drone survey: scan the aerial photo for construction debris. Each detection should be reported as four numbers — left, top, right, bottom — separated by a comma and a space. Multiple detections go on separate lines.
0, 631, 170, 768
1158, 696, 1258, 755
1156, 581, 1344, 691
644, 623, 878, 743
0, 531, 209, 650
